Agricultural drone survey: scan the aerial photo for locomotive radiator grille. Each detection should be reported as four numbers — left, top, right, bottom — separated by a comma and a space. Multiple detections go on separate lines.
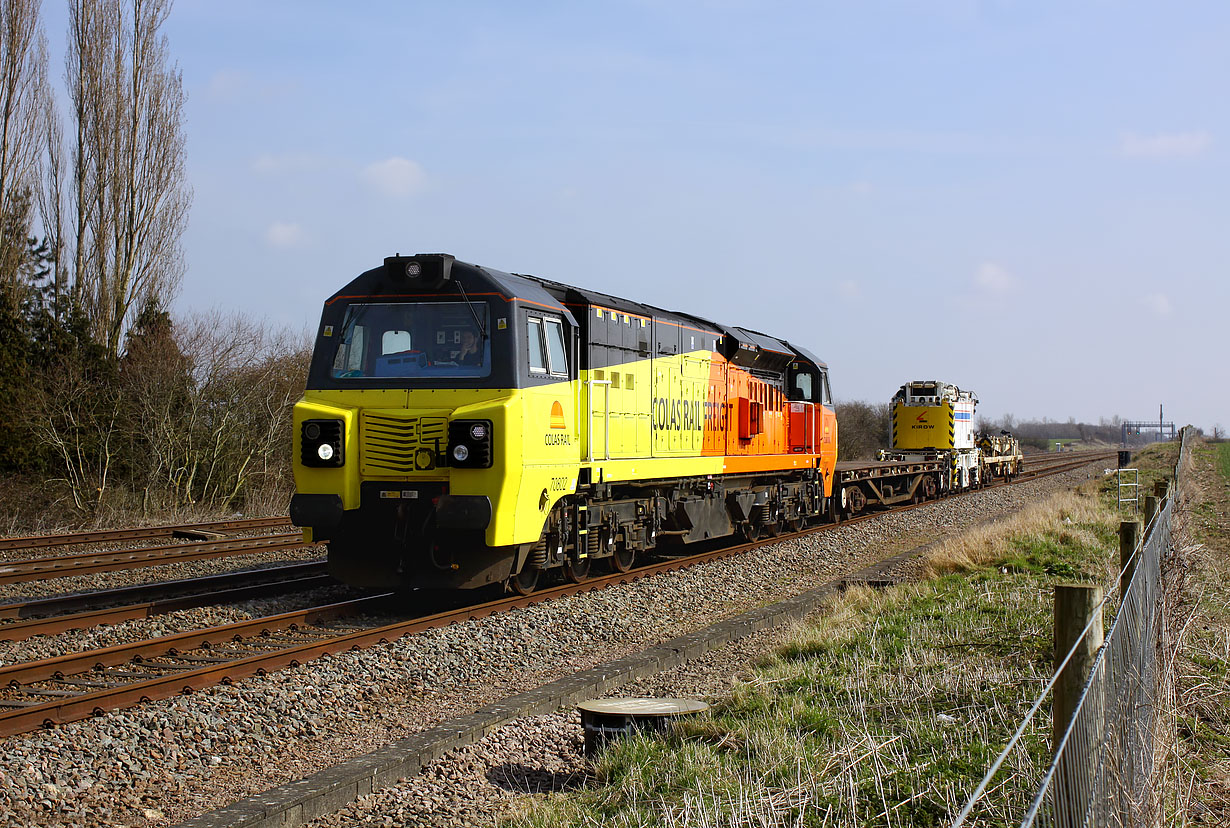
360, 411, 449, 475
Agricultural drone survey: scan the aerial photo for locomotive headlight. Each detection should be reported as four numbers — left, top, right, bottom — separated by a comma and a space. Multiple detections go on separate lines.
405, 261, 421, 279
300, 419, 344, 468
447, 418, 492, 469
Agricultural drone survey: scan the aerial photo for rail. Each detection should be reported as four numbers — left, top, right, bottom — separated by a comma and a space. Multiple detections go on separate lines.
0, 515, 290, 553
0, 532, 316, 586
0, 450, 1108, 737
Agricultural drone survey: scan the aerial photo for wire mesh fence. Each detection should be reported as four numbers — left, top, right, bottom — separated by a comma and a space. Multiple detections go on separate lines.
953, 427, 1190, 828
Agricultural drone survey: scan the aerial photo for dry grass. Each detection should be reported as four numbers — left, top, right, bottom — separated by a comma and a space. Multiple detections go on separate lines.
922, 488, 1118, 579
507, 490, 1123, 828
1153, 437, 1230, 824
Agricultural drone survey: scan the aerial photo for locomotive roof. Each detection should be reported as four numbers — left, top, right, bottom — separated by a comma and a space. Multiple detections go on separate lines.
330, 258, 572, 322
511, 270, 827, 370
335, 254, 827, 369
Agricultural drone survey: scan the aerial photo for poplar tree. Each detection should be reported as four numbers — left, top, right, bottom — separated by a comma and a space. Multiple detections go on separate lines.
66, 0, 189, 359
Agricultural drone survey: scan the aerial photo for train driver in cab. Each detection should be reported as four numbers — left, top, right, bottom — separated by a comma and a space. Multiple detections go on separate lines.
451, 326, 483, 366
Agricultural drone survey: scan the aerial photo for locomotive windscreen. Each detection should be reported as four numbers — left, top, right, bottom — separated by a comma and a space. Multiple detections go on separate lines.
330, 302, 491, 379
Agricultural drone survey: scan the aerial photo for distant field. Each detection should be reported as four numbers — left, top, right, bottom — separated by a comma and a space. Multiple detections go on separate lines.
1217, 442, 1230, 480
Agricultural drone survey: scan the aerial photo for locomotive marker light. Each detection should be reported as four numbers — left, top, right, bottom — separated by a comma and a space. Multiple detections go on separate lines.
385, 253, 454, 289
452, 444, 470, 463
317, 443, 334, 461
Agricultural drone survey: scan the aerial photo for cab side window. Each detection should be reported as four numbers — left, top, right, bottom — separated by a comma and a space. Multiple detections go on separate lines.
527, 318, 547, 373
544, 318, 568, 376
793, 372, 814, 402
526, 314, 569, 378
820, 370, 833, 405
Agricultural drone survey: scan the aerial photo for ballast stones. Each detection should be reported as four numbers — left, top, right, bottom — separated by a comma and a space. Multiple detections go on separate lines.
577, 697, 709, 755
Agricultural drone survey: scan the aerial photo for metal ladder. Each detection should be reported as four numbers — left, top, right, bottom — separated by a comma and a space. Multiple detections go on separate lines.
1117, 468, 1140, 512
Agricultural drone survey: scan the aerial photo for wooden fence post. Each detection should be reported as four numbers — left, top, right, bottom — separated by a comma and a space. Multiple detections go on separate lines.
1153, 478, 1169, 505
1143, 496, 1158, 539
1120, 521, 1141, 603
1053, 583, 1104, 828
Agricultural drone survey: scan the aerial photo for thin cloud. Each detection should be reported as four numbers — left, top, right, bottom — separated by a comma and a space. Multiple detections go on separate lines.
266, 221, 305, 248
204, 69, 300, 104
206, 69, 245, 101
1119, 131, 1212, 159
974, 262, 1015, 293
836, 279, 860, 299
361, 157, 426, 198
1142, 293, 1173, 316
252, 152, 326, 174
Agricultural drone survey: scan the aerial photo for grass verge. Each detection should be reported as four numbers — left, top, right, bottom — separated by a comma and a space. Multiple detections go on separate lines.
505, 486, 1124, 827
1163, 437, 1230, 822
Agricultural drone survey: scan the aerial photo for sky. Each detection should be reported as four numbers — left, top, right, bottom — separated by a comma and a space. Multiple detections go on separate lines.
41, 0, 1230, 432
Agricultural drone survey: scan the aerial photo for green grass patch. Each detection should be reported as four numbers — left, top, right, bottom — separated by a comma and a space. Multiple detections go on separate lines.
505, 503, 1119, 828
1096, 441, 1180, 507
1216, 442, 1230, 481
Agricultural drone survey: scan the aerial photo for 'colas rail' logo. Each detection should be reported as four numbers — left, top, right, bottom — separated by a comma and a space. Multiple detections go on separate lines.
545, 401, 572, 446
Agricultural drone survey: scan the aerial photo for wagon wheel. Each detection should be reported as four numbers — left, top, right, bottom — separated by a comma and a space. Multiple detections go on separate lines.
784, 517, 804, 533
847, 486, 868, 515
564, 554, 591, 583
508, 566, 539, 596
741, 521, 762, 541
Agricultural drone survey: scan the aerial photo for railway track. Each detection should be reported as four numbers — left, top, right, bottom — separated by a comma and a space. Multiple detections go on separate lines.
0, 450, 1114, 738
0, 532, 317, 587
0, 515, 290, 553
0, 561, 331, 641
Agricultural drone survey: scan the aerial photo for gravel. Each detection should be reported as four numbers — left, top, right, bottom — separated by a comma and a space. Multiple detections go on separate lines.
0, 466, 1106, 828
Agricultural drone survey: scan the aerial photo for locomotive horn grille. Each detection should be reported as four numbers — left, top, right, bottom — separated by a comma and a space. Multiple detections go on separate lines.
360, 411, 448, 474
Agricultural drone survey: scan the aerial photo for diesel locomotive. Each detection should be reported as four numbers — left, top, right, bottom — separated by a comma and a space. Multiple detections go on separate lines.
290, 253, 838, 593
878, 380, 1022, 491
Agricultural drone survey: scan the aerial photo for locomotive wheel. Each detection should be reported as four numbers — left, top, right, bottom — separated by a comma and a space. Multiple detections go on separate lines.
785, 517, 803, 533
741, 521, 762, 541
609, 544, 635, 573
508, 566, 539, 596
564, 555, 591, 583
763, 521, 781, 538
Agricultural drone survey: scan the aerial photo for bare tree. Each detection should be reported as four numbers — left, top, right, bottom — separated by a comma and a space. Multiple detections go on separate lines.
0, 0, 50, 310
37, 57, 64, 315
66, 0, 189, 358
